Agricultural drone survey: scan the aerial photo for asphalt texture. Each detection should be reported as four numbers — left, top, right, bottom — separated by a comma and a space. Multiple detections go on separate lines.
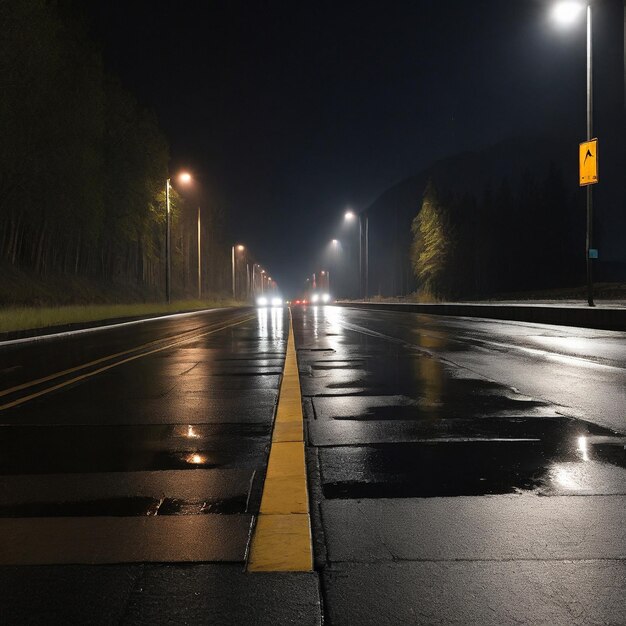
0, 307, 322, 624
3, 304, 626, 624
292, 305, 626, 625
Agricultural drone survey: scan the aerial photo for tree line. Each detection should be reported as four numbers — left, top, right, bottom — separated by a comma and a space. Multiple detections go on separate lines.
411, 165, 585, 299
0, 1, 230, 302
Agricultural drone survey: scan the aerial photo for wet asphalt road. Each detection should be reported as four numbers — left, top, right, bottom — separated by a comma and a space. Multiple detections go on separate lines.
2, 304, 626, 624
293, 305, 626, 625
0, 306, 320, 624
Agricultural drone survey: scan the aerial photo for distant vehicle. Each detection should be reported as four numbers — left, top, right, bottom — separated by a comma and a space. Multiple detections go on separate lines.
310, 291, 332, 304
256, 294, 284, 307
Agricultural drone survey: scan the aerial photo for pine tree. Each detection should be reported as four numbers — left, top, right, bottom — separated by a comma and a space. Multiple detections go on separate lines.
410, 181, 454, 298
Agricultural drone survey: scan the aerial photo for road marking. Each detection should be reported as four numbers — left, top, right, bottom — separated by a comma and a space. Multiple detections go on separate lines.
248, 309, 313, 572
0, 306, 233, 347
0, 311, 253, 400
339, 317, 626, 373
0, 315, 255, 412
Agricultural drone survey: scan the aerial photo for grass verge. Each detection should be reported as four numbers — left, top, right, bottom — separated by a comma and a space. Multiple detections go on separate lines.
0, 299, 244, 335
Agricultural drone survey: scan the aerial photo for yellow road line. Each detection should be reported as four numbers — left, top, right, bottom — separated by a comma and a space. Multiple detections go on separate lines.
248, 308, 313, 572
0, 315, 255, 412
0, 312, 252, 400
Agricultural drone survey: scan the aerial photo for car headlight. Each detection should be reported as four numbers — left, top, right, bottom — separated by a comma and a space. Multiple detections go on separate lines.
256, 296, 268, 306
311, 293, 319, 303
271, 297, 282, 307
322, 293, 331, 303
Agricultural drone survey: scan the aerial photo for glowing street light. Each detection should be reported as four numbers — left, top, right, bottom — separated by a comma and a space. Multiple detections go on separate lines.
552, 1, 584, 25
551, 1, 595, 306
320, 269, 331, 293
165, 172, 193, 303
341, 208, 369, 300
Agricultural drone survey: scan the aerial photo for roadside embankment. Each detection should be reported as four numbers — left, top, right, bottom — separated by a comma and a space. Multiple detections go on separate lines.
336, 301, 626, 332
0, 299, 244, 340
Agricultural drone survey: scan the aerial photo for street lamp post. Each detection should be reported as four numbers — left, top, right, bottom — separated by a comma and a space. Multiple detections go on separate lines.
345, 209, 369, 300
363, 214, 369, 300
553, 1, 595, 306
320, 270, 330, 293
165, 172, 192, 304
231, 244, 245, 299
197, 206, 201, 300
166, 178, 171, 304
231, 245, 235, 299
585, 3, 594, 307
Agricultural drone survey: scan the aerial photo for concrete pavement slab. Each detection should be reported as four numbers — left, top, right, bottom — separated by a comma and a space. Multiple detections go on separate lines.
0, 393, 278, 425
0, 469, 253, 506
0, 564, 143, 625
0, 514, 252, 564
323, 560, 626, 625
307, 413, 600, 447
322, 496, 626, 562
122, 565, 321, 625
317, 436, 626, 498
0, 424, 271, 474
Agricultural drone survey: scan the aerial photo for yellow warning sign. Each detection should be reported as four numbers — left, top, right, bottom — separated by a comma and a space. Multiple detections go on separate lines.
579, 138, 598, 186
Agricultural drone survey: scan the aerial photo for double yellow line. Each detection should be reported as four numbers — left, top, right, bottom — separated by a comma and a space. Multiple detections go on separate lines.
0, 313, 255, 412
248, 309, 313, 572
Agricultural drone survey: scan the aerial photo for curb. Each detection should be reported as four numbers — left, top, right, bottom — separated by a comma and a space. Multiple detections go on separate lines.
335, 301, 626, 332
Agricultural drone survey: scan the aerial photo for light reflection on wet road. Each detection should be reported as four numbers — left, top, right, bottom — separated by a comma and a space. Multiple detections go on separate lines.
0, 307, 287, 555
294, 305, 626, 624
294, 305, 626, 497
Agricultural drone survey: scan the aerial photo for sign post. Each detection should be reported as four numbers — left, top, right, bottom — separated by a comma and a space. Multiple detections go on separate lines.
579, 137, 598, 307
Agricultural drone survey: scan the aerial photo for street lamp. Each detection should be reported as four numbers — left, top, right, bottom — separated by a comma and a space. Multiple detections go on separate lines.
553, 1, 584, 25
552, 1, 595, 306
165, 171, 192, 304
231, 244, 245, 299
196, 206, 202, 300
320, 270, 330, 292
343, 209, 369, 300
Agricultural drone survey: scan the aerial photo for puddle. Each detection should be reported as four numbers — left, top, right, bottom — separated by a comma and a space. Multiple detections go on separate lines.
0, 424, 271, 474
320, 434, 626, 499
0, 495, 248, 517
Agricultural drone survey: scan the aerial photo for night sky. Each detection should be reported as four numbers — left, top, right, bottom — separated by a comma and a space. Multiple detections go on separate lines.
84, 0, 623, 295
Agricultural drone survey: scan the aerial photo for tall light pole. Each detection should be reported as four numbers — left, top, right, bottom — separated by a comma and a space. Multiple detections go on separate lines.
321, 270, 330, 292
165, 172, 192, 304
197, 207, 201, 300
231, 244, 245, 299
585, 3, 594, 307
364, 214, 369, 300
166, 178, 171, 303
345, 209, 368, 300
553, 1, 595, 306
